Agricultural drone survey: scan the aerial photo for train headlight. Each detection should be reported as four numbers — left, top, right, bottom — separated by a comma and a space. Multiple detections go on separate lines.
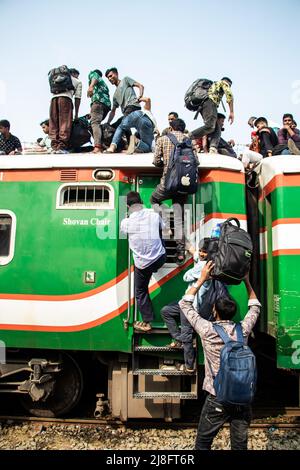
93, 169, 114, 181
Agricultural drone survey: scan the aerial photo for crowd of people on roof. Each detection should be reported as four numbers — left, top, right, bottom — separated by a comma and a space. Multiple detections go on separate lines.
1, 67, 299, 160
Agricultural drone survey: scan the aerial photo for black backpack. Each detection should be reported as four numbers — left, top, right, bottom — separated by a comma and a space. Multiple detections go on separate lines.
211, 218, 253, 285
48, 65, 75, 94
69, 119, 91, 149
184, 78, 213, 112
164, 134, 198, 195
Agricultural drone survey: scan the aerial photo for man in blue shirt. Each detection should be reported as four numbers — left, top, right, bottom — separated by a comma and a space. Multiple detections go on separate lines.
121, 191, 166, 332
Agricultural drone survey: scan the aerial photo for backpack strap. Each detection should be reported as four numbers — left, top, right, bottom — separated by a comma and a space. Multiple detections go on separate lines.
166, 133, 178, 146
213, 323, 231, 344
235, 322, 245, 344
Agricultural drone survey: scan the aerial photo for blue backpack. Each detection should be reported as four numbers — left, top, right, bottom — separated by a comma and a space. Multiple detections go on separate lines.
212, 323, 257, 405
165, 134, 198, 195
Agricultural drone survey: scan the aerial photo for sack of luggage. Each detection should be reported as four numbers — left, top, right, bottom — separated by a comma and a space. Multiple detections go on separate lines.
212, 323, 257, 405
198, 280, 229, 321
69, 119, 91, 149
48, 65, 74, 94
164, 134, 198, 195
211, 218, 253, 285
184, 78, 213, 111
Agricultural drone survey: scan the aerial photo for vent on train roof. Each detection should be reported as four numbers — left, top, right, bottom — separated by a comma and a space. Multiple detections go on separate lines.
60, 169, 78, 181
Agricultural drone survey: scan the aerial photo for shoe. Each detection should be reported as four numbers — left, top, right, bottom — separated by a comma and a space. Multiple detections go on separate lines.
176, 253, 186, 265
54, 149, 70, 154
176, 364, 195, 374
133, 321, 152, 332
209, 147, 218, 154
288, 139, 300, 155
126, 135, 138, 155
169, 340, 183, 349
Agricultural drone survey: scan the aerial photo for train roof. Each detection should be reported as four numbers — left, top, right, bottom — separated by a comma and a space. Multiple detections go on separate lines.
0, 153, 244, 172
259, 155, 300, 188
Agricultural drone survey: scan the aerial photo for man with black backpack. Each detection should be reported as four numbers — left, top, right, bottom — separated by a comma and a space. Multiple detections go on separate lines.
185, 77, 234, 154
179, 262, 260, 450
48, 65, 82, 153
151, 118, 199, 264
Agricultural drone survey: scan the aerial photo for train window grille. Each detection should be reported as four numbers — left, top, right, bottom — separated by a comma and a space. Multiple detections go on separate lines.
57, 183, 114, 209
0, 212, 16, 265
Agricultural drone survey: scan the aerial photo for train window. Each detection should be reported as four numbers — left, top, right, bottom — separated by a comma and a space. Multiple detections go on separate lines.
0, 211, 16, 266
56, 183, 114, 210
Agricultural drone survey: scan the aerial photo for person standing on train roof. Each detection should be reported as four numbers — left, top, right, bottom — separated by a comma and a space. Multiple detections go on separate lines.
179, 262, 260, 450
121, 191, 166, 333
104, 68, 154, 154
49, 66, 82, 154
151, 118, 199, 265
87, 69, 111, 154
190, 77, 234, 154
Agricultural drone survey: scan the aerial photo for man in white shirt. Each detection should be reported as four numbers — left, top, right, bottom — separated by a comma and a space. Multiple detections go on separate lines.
49, 66, 82, 154
121, 191, 166, 332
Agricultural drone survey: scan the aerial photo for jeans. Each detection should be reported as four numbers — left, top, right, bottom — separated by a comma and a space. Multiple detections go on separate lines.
134, 253, 166, 323
150, 187, 188, 254
112, 110, 154, 152
195, 394, 251, 450
161, 302, 195, 369
90, 102, 110, 146
190, 98, 221, 149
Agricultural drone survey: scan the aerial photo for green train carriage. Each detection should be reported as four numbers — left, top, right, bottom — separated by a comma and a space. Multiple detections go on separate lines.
0, 153, 298, 419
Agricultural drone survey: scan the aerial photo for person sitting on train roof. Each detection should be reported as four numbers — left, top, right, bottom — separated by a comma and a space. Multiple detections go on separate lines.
151, 118, 199, 265
161, 238, 226, 373
120, 191, 166, 333
38, 119, 52, 151
254, 117, 278, 157
104, 68, 154, 154
0, 119, 22, 155
49, 66, 82, 154
87, 69, 111, 154
277, 113, 300, 155
190, 77, 234, 154
179, 264, 260, 450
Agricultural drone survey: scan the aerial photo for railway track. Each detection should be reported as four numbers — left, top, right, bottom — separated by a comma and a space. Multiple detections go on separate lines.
0, 407, 299, 430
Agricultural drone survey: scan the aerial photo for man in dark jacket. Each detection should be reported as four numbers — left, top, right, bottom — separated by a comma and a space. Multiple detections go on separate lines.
254, 117, 278, 157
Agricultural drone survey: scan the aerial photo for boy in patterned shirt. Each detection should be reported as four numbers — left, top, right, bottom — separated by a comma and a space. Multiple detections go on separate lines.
87, 69, 111, 153
0, 120, 22, 155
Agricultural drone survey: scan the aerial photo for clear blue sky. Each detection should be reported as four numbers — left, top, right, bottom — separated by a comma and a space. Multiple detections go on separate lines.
1, 0, 300, 145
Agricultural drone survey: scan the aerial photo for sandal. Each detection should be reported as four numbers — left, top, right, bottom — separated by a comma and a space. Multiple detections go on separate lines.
169, 340, 183, 349
176, 364, 195, 374
133, 321, 152, 332
176, 253, 186, 265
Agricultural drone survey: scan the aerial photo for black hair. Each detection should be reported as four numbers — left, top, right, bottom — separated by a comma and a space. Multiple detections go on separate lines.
105, 67, 118, 77
199, 237, 210, 251
217, 113, 226, 120
40, 119, 49, 126
69, 68, 80, 76
215, 297, 237, 320
37, 138, 43, 144
170, 118, 186, 132
168, 112, 178, 118
0, 119, 10, 130
282, 113, 294, 121
126, 191, 143, 207
221, 77, 232, 86
93, 69, 103, 77
254, 116, 268, 127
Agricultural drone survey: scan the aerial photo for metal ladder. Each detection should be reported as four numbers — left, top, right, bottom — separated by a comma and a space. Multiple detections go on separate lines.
132, 328, 198, 399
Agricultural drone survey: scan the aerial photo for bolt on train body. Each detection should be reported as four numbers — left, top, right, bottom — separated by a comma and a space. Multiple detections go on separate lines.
0, 154, 299, 420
